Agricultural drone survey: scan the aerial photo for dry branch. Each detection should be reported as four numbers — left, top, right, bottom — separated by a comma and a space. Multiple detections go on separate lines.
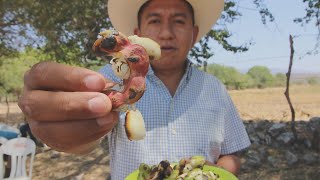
285, 35, 297, 139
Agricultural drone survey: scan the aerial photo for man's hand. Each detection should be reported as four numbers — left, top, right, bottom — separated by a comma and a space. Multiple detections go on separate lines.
18, 61, 118, 154
216, 154, 241, 176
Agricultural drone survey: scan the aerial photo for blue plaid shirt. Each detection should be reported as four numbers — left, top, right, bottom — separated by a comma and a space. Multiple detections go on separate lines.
99, 61, 250, 180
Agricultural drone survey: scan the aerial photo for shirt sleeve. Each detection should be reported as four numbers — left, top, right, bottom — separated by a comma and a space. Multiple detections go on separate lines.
220, 85, 251, 155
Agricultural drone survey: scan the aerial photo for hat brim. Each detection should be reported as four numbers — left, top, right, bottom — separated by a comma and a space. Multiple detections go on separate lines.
107, 0, 224, 43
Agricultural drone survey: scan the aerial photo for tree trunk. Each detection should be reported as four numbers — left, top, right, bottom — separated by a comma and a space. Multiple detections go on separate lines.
5, 95, 9, 123
284, 35, 297, 139
203, 61, 207, 72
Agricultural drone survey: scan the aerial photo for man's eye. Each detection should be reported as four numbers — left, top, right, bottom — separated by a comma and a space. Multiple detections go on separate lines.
149, 19, 160, 24
175, 20, 185, 24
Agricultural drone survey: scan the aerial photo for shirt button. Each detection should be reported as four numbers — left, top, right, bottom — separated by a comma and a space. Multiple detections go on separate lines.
171, 128, 177, 135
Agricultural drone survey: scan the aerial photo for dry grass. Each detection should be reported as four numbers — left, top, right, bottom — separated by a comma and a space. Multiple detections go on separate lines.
229, 84, 320, 121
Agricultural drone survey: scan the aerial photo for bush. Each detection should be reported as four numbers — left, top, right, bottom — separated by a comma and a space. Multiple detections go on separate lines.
307, 77, 319, 85
207, 64, 251, 90
0, 48, 48, 100
247, 66, 275, 88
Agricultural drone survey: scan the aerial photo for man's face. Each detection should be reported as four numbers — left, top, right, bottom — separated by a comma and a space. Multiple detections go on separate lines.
134, 0, 199, 72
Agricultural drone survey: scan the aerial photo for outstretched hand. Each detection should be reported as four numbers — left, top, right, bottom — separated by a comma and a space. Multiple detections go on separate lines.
18, 61, 118, 154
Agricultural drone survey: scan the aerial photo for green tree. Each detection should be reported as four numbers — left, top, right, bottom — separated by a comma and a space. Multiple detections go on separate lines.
247, 66, 275, 88
0, 48, 48, 100
190, 1, 250, 65
207, 64, 250, 90
294, 0, 320, 52
1, 0, 111, 64
1, 0, 317, 66
274, 73, 286, 87
0, 0, 258, 66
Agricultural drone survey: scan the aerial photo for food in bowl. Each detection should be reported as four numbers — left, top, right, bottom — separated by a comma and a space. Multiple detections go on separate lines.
137, 156, 221, 180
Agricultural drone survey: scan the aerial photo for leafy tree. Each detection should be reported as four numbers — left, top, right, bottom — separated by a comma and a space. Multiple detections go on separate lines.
1, 0, 112, 65
207, 64, 251, 90
253, 0, 275, 24
0, 0, 258, 67
294, 0, 320, 52
247, 66, 275, 88
0, 48, 48, 101
190, 1, 250, 65
0, 0, 317, 67
294, 0, 320, 30
274, 73, 287, 87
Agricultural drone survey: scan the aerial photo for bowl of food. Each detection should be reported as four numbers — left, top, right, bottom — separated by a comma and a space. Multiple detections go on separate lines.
125, 156, 238, 180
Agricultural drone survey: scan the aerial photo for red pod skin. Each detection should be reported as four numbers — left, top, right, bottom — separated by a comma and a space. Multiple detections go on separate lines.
93, 31, 149, 110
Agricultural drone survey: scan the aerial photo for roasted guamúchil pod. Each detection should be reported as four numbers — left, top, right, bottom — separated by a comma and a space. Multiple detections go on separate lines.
125, 109, 146, 141
93, 30, 161, 141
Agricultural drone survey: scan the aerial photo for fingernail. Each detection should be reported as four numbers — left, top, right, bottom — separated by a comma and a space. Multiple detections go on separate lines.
84, 75, 103, 90
96, 114, 114, 126
88, 96, 107, 114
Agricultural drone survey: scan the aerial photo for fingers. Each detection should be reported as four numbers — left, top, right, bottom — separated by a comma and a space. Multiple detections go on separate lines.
18, 61, 119, 152
19, 61, 115, 121
28, 112, 119, 152
24, 61, 115, 92
19, 90, 112, 121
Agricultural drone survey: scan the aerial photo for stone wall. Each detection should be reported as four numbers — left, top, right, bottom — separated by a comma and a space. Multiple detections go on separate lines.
239, 117, 320, 179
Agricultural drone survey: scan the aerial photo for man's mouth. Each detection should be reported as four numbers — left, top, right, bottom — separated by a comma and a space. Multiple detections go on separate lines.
161, 46, 177, 52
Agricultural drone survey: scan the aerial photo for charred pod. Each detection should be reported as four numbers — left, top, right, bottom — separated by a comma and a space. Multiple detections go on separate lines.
100, 36, 117, 50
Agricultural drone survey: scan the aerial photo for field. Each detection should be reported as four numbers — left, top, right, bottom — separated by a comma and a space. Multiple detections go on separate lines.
229, 84, 320, 121
1, 85, 319, 122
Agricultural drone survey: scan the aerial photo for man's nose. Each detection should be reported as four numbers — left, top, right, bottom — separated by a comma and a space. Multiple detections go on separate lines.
158, 22, 175, 40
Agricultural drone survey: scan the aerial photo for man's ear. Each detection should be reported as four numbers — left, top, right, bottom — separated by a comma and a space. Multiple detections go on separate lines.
134, 28, 141, 36
192, 25, 199, 45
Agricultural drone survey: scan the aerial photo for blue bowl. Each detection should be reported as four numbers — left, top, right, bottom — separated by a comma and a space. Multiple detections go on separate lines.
0, 130, 18, 140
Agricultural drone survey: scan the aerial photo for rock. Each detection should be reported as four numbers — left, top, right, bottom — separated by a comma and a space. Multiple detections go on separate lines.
246, 150, 261, 167
50, 151, 61, 159
285, 151, 298, 166
256, 131, 266, 141
304, 139, 312, 149
265, 134, 272, 145
256, 120, 271, 131
276, 132, 295, 144
249, 134, 260, 145
245, 122, 257, 135
257, 147, 267, 157
267, 156, 279, 167
268, 123, 286, 137
302, 153, 319, 165
309, 116, 320, 123
311, 129, 320, 151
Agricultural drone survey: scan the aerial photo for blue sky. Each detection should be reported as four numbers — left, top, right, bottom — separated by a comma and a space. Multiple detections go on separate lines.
209, 0, 320, 74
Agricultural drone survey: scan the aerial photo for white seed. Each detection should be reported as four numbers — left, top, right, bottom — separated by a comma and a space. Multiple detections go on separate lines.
125, 109, 146, 141
128, 35, 161, 60
110, 57, 130, 79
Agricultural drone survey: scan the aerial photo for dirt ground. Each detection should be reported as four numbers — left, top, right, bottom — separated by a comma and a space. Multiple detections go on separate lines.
0, 85, 319, 179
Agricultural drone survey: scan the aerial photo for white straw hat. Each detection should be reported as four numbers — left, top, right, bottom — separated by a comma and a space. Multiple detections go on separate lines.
107, 0, 224, 43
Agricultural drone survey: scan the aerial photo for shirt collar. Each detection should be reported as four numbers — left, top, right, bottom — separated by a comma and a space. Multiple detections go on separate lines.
147, 59, 193, 82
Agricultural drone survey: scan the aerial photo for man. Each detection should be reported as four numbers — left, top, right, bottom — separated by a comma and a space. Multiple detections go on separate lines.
18, 0, 250, 179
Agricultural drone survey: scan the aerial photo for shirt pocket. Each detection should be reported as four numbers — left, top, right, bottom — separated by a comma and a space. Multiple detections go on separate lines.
175, 107, 225, 162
